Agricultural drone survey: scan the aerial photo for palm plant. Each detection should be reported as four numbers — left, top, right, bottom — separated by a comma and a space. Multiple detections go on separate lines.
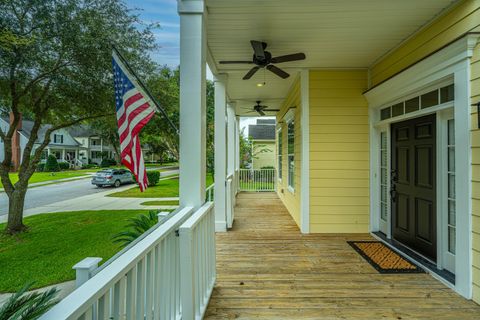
0, 283, 58, 320
112, 211, 159, 247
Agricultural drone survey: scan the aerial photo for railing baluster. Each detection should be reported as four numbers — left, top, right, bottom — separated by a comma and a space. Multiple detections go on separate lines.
136, 258, 145, 320
145, 250, 154, 320
126, 267, 136, 320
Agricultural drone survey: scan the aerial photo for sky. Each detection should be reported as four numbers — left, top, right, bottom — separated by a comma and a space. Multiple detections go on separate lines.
124, 0, 265, 132
126, 0, 180, 68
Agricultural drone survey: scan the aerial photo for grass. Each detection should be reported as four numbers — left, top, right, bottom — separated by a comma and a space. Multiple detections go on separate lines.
0, 210, 151, 292
108, 173, 214, 198
145, 162, 178, 168
141, 200, 180, 206
1, 171, 90, 188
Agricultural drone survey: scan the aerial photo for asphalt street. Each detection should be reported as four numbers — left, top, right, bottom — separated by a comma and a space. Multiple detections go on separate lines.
0, 169, 179, 216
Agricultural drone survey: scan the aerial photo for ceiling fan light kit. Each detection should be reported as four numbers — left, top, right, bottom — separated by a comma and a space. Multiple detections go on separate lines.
219, 40, 306, 80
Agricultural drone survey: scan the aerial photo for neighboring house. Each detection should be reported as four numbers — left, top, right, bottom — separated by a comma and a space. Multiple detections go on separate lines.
0, 115, 81, 170
248, 119, 276, 169
68, 125, 117, 165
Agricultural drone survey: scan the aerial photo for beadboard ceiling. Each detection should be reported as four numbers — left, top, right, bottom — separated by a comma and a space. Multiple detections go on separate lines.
204, 0, 458, 115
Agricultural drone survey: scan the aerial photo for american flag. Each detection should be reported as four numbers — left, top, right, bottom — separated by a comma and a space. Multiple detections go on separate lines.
112, 51, 155, 191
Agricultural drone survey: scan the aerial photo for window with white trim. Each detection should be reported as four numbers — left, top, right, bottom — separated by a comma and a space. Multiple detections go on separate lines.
277, 128, 282, 180
287, 119, 295, 190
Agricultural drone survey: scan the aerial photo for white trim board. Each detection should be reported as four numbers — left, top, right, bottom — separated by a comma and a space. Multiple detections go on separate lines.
300, 69, 310, 234
364, 34, 480, 299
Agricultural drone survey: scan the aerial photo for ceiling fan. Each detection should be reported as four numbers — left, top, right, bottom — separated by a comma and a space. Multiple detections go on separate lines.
219, 40, 306, 80
244, 101, 280, 116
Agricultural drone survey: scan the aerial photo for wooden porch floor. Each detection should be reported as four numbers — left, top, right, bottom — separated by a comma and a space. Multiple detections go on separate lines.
204, 192, 480, 319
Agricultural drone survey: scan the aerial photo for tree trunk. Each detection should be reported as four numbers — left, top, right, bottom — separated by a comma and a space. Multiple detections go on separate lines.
5, 186, 28, 234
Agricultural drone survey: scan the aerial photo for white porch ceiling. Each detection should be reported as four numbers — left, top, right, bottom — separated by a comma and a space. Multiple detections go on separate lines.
205, 0, 458, 116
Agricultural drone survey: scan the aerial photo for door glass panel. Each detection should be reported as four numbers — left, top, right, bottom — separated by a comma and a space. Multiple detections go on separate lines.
447, 119, 456, 255
380, 131, 388, 222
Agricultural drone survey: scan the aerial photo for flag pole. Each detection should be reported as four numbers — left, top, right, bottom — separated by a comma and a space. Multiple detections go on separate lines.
112, 45, 179, 134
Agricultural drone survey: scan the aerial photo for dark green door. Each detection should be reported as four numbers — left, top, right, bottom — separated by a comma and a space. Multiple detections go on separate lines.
391, 114, 437, 261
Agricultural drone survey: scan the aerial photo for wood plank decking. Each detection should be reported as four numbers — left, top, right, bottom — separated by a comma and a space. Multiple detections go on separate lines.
205, 192, 480, 319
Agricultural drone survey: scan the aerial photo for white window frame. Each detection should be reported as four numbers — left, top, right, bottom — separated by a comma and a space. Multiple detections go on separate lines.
277, 127, 283, 182
365, 35, 478, 299
286, 116, 295, 193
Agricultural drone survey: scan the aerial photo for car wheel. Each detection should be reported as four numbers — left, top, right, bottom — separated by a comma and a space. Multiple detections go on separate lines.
114, 180, 121, 188
95, 185, 102, 188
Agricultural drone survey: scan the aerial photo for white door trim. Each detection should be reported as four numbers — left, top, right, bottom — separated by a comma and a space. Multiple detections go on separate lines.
365, 34, 479, 299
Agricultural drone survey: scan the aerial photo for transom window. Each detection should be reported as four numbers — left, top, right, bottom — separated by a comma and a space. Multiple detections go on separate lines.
380, 84, 454, 120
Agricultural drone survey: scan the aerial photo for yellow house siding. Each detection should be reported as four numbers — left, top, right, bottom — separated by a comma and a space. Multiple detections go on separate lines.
309, 70, 369, 233
471, 41, 480, 304
276, 77, 302, 227
371, 0, 480, 86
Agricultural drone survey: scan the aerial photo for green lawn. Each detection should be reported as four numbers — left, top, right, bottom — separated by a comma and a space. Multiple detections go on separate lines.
109, 174, 213, 198
239, 180, 275, 191
1, 171, 90, 188
145, 162, 178, 168
141, 200, 180, 206
0, 210, 150, 292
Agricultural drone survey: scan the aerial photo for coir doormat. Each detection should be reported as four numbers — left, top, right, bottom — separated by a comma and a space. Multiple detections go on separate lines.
347, 241, 424, 274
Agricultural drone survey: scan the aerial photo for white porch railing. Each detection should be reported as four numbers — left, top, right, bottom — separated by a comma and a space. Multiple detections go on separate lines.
179, 202, 216, 320
205, 183, 214, 202
39, 202, 216, 320
238, 168, 276, 192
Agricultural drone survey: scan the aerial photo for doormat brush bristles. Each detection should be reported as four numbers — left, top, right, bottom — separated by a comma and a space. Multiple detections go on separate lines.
348, 241, 424, 274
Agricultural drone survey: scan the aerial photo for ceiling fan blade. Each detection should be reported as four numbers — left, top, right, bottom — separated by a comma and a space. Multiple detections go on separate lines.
263, 109, 280, 112
271, 53, 306, 64
266, 65, 290, 79
219, 60, 253, 64
243, 66, 260, 80
250, 40, 266, 60
257, 109, 266, 116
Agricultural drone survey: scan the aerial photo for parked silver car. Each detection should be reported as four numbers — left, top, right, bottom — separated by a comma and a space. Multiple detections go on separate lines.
91, 169, 135, 188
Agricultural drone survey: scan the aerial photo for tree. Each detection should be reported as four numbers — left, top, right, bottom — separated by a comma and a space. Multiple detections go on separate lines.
206, 80, 215, 174
141, 66, 180, 162
0, 0, 157, 234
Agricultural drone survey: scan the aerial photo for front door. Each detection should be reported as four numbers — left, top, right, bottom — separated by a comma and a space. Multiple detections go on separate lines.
391, 114, 436, 261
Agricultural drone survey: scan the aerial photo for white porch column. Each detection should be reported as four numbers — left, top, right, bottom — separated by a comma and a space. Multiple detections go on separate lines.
61, 149, 66, 161
178, 0, 206, 208
214, 74, 228, 232
227, 102, 236, 176
235, 116, 240, 194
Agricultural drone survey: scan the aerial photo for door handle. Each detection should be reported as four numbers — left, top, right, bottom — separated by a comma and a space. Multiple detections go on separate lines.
390, 188, 397, 203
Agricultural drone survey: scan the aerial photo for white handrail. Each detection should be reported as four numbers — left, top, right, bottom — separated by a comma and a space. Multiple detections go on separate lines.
205, 183, 215, 202
180, 202, 216, 320
40, 206, 194, 320
238, 168, 276, 192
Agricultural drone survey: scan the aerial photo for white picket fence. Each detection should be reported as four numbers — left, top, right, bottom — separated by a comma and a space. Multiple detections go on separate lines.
238, 168, 276, 192
40, 203, 216, 320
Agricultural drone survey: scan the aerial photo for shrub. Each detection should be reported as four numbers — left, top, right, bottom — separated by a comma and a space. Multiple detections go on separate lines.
36, 163, 45, 172
100, 158, 116, 168
82, 163, 98, 169
146, 170, 160, 186
44, 155, 59, 172
0, 282, 59, 320
58, 161, 70, 170
112, 211, 161, 247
